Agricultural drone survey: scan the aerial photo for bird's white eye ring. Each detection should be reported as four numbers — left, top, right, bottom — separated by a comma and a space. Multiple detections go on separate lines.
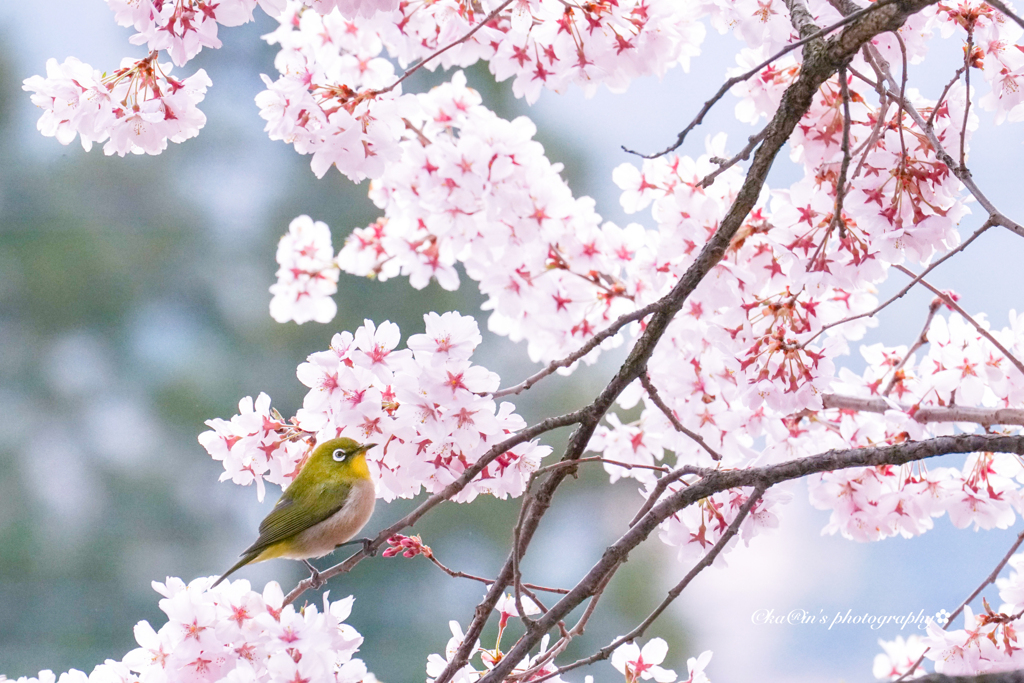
333, 448, 347, 462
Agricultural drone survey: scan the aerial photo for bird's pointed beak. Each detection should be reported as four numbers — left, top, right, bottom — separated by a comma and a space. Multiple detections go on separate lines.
360, 443, 377, 453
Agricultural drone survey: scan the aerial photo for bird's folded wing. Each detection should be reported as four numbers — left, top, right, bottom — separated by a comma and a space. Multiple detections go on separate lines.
243, 480, 353, 555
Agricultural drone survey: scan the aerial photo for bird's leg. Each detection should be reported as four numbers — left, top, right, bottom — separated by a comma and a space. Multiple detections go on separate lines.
336, 537, 377, 557
303, 559, 324, 589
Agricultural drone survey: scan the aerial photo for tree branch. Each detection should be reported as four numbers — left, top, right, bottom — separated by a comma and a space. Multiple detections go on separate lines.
482, 431, 1021, 682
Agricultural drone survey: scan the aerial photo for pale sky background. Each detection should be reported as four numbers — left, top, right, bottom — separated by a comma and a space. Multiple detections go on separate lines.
3, 2, 1024, 682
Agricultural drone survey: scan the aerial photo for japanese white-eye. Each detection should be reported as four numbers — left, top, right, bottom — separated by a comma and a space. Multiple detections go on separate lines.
213, 437, 377, 587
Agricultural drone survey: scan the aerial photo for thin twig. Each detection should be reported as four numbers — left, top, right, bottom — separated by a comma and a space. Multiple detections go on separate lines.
880, 298, 941, 396
424, 553, 570, 594
959, 27, 974, 167
493, 302, 661, 398
623, 0, 900, 159
377, 1, 514, 95
896, 527, 1024, 680
531, 456, 671, 478
639, 372, 723, 461
699, 127, 769, 188
925, 65, 967, 130
895, 33, 910, 174
830, 65, 854, 238
628, 466, 710, 528
893, 265, 1024, 379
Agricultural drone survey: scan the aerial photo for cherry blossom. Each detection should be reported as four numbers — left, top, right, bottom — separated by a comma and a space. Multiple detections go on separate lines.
610, 638, 677, 683
269, 215, 340, 324
681, 651, 713, 683
873, 635, 927, 680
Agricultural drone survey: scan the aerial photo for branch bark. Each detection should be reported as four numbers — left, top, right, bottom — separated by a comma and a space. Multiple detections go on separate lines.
484, 432, 1020, 682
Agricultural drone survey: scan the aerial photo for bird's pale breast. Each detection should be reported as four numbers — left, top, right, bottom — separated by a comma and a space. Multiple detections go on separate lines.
281, 478, 376, 559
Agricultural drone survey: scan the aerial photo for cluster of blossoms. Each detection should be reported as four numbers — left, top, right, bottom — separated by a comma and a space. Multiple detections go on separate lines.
25, 0, 706, 177
269, 216, 341, 324
200, 313, 551, 503
803, 311, 1024, 540
252, 0, 706, 179
23, 55, 210, 156
10, 578, 368, 683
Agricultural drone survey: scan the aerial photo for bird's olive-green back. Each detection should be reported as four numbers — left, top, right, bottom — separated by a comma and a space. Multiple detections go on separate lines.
241, 437, 372, 556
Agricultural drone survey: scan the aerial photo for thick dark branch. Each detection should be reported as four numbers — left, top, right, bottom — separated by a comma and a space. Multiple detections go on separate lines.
484, 432, 1020, 682
914, 673, 1024, 683
535, 486, 767, 682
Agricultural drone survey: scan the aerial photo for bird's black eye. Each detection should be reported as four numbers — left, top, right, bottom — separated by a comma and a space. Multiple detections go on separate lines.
333, 448, 347, 462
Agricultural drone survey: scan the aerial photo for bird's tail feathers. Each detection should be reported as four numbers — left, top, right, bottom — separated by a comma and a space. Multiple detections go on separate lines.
211, 550, 261, 588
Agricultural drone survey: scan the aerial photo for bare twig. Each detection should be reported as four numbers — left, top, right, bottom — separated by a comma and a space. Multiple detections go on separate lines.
699, 127, 769, 188
377, 1, 514, 95
895, 33, 910, 172
640, 372, 723, 461
896, 527, 1024, 680
623, 0, 900, 159
531, 456, 670, 478
830, 66, 854, 236
628, 466, 710, 528
926, 65, 968, 130
493, 302, 661, 398
880, 298, 941, 397
423, 552, 570, 594
959, 28, 974, 167
893, 265, 1024, 379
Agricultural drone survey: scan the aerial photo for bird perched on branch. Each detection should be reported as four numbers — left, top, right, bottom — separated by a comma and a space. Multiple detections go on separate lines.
212, 437, 377, 588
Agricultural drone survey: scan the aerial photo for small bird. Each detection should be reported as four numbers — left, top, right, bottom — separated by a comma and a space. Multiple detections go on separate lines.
212, 437, 377, 588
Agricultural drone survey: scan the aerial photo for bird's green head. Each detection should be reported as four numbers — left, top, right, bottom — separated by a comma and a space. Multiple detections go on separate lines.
309, 437, 376, 481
